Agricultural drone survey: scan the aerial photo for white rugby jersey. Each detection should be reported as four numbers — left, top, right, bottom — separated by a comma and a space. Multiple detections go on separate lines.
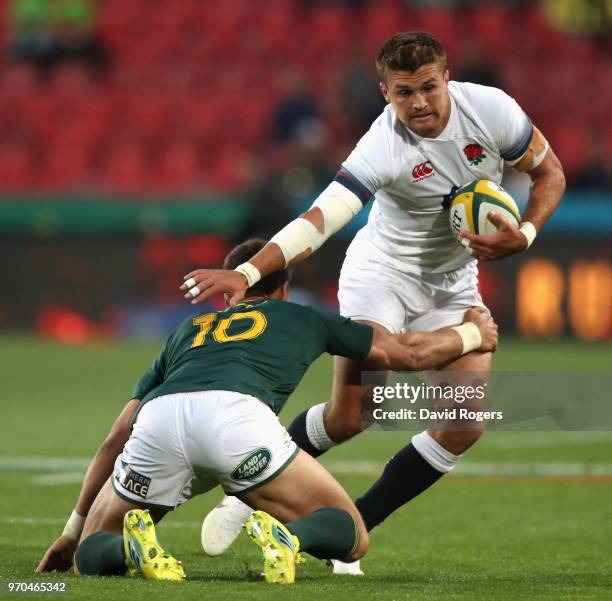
335, 81, 533, 274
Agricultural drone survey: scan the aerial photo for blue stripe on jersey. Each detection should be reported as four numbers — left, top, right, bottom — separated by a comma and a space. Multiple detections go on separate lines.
334, 169, 374, 206
501, 117, 534, 162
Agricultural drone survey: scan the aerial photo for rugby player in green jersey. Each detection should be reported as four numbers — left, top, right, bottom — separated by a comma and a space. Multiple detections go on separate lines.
37, 239, 497, 584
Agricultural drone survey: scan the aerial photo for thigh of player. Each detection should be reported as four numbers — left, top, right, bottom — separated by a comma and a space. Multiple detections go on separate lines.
241, 450, 368, 558
199, 392, 367, 552
406, 263, 493, 452
330, 251, 414, 440
80, 479, 167, 541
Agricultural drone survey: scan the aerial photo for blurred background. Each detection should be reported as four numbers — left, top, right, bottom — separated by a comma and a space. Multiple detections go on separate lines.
0, 0, 610, 342
1, 5, 611, 590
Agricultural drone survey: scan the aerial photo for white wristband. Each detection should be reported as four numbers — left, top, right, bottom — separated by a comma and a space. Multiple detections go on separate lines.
234, 262, 261, 288
451, 322, 482, 355
519, 221, 537, 249
62, 510, 85, 541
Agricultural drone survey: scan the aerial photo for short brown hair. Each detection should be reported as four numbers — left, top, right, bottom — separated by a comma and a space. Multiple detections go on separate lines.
223, 238, 289, 297
376, 32, 446, 80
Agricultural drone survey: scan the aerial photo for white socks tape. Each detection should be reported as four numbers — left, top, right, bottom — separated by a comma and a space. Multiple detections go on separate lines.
412, 431, 461, 473
306, 403, 337, 451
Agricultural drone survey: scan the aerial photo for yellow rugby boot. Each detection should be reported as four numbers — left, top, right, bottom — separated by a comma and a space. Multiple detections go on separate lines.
123, 509, 185, 581
244, 510, 303, 584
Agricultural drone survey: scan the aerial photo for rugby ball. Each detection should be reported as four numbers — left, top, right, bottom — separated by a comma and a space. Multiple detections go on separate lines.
449, 179, 521, 236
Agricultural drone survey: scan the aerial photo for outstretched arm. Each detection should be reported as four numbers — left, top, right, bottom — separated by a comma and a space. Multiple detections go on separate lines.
181, 182, 363, 305
35, 398, 139, 572
365, 308, 498, 371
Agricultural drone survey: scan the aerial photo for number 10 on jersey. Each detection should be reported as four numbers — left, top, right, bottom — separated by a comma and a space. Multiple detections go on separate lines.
191, 311, 268, 347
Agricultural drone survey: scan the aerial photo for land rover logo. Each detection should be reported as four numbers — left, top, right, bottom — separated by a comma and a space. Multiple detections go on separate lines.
231, 448, 272, 481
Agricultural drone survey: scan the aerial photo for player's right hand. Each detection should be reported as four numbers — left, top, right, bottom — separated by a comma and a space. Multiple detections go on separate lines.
35, 536, 78, 573
180, 269, 248, 305
463, 308, 498, 352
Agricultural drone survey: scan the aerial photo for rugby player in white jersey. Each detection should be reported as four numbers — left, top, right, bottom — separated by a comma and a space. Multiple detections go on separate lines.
181, 32, 566, 572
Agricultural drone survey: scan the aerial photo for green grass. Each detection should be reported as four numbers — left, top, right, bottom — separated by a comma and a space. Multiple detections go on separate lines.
1, 336, 611, 600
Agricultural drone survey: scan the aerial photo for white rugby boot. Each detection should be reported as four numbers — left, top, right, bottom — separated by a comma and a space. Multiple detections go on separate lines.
201, 495, 253, 556
330, 559, 365, 576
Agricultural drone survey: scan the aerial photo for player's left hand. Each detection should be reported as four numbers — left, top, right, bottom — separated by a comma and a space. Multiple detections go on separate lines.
35, 536, 78, 572
180, 268, 248, 305
458, 211, 528, 261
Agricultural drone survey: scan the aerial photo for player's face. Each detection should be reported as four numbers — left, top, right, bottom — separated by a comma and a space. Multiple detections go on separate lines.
380, 63, 450, 138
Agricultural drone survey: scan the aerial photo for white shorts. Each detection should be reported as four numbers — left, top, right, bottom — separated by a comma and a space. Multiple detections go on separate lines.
338, 232, 487, 334
112, 391, 298, 511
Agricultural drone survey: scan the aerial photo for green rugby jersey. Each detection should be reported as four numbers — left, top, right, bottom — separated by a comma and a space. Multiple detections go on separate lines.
132, 298, 373, 414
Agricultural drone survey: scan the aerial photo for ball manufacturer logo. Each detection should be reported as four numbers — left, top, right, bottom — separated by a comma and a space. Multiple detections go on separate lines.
412, 161, 434, 182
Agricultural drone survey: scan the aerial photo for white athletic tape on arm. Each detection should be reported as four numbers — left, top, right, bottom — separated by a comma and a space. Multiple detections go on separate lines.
270, 182, 362, 266
532, 140, 549, 169
234, 262, 261, 288
506, 140, 549, 169
312, 181, 363, 232
451, 322, 482, 355
519, 221, 537, 249
62, 510, 85, 541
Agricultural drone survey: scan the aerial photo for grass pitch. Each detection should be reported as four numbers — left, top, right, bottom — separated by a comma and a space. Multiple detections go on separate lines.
1, 336, 611, 600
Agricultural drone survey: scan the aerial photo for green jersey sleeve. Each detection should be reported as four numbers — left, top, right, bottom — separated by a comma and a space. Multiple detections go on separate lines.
312, 308, 373, 360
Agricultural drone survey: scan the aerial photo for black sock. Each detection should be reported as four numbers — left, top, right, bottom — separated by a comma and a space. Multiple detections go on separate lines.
74, 531, 127, 576
286, 507, 357, 560
355, 442, 445, 531
287, 409, 325, 458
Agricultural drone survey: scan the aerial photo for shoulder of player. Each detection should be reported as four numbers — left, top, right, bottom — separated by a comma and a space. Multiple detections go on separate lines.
362, 103, 396, 138
449, 80, 516, 109
266, 301, 336, 336
265, 299, 315, 320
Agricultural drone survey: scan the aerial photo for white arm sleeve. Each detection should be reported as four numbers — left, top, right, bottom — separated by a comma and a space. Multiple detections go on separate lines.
270, 182, 363, 266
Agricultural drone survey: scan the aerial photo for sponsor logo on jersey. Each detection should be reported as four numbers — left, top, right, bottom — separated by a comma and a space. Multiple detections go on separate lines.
231, 448, 272, 481
463, 143, 487, 166
412, 161, 434, 182
118, 466, 151, 499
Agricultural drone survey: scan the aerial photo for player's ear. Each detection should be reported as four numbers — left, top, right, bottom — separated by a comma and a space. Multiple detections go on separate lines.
379, 81, 390, 102
280, 281, 289, 301
443, 69, 449, 85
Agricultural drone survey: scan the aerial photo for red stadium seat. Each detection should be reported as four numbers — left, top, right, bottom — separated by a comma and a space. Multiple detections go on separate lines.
0, 145, 33, 192
0, 0, 604, 194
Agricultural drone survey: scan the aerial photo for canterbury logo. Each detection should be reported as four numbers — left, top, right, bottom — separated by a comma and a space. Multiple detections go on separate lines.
412, 161, 434, 181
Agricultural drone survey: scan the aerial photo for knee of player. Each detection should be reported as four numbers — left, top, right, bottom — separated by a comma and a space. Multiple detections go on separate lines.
347, 524, 369, 561
441, 428, 483, 453
326, 414, 361, 443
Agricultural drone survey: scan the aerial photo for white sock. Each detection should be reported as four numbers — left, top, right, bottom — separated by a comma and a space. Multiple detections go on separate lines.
411, 431, 461, 473
305, 403, 337, 451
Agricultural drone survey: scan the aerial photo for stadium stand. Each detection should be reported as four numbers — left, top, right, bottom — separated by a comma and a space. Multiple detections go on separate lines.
0, 0, 610, 194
